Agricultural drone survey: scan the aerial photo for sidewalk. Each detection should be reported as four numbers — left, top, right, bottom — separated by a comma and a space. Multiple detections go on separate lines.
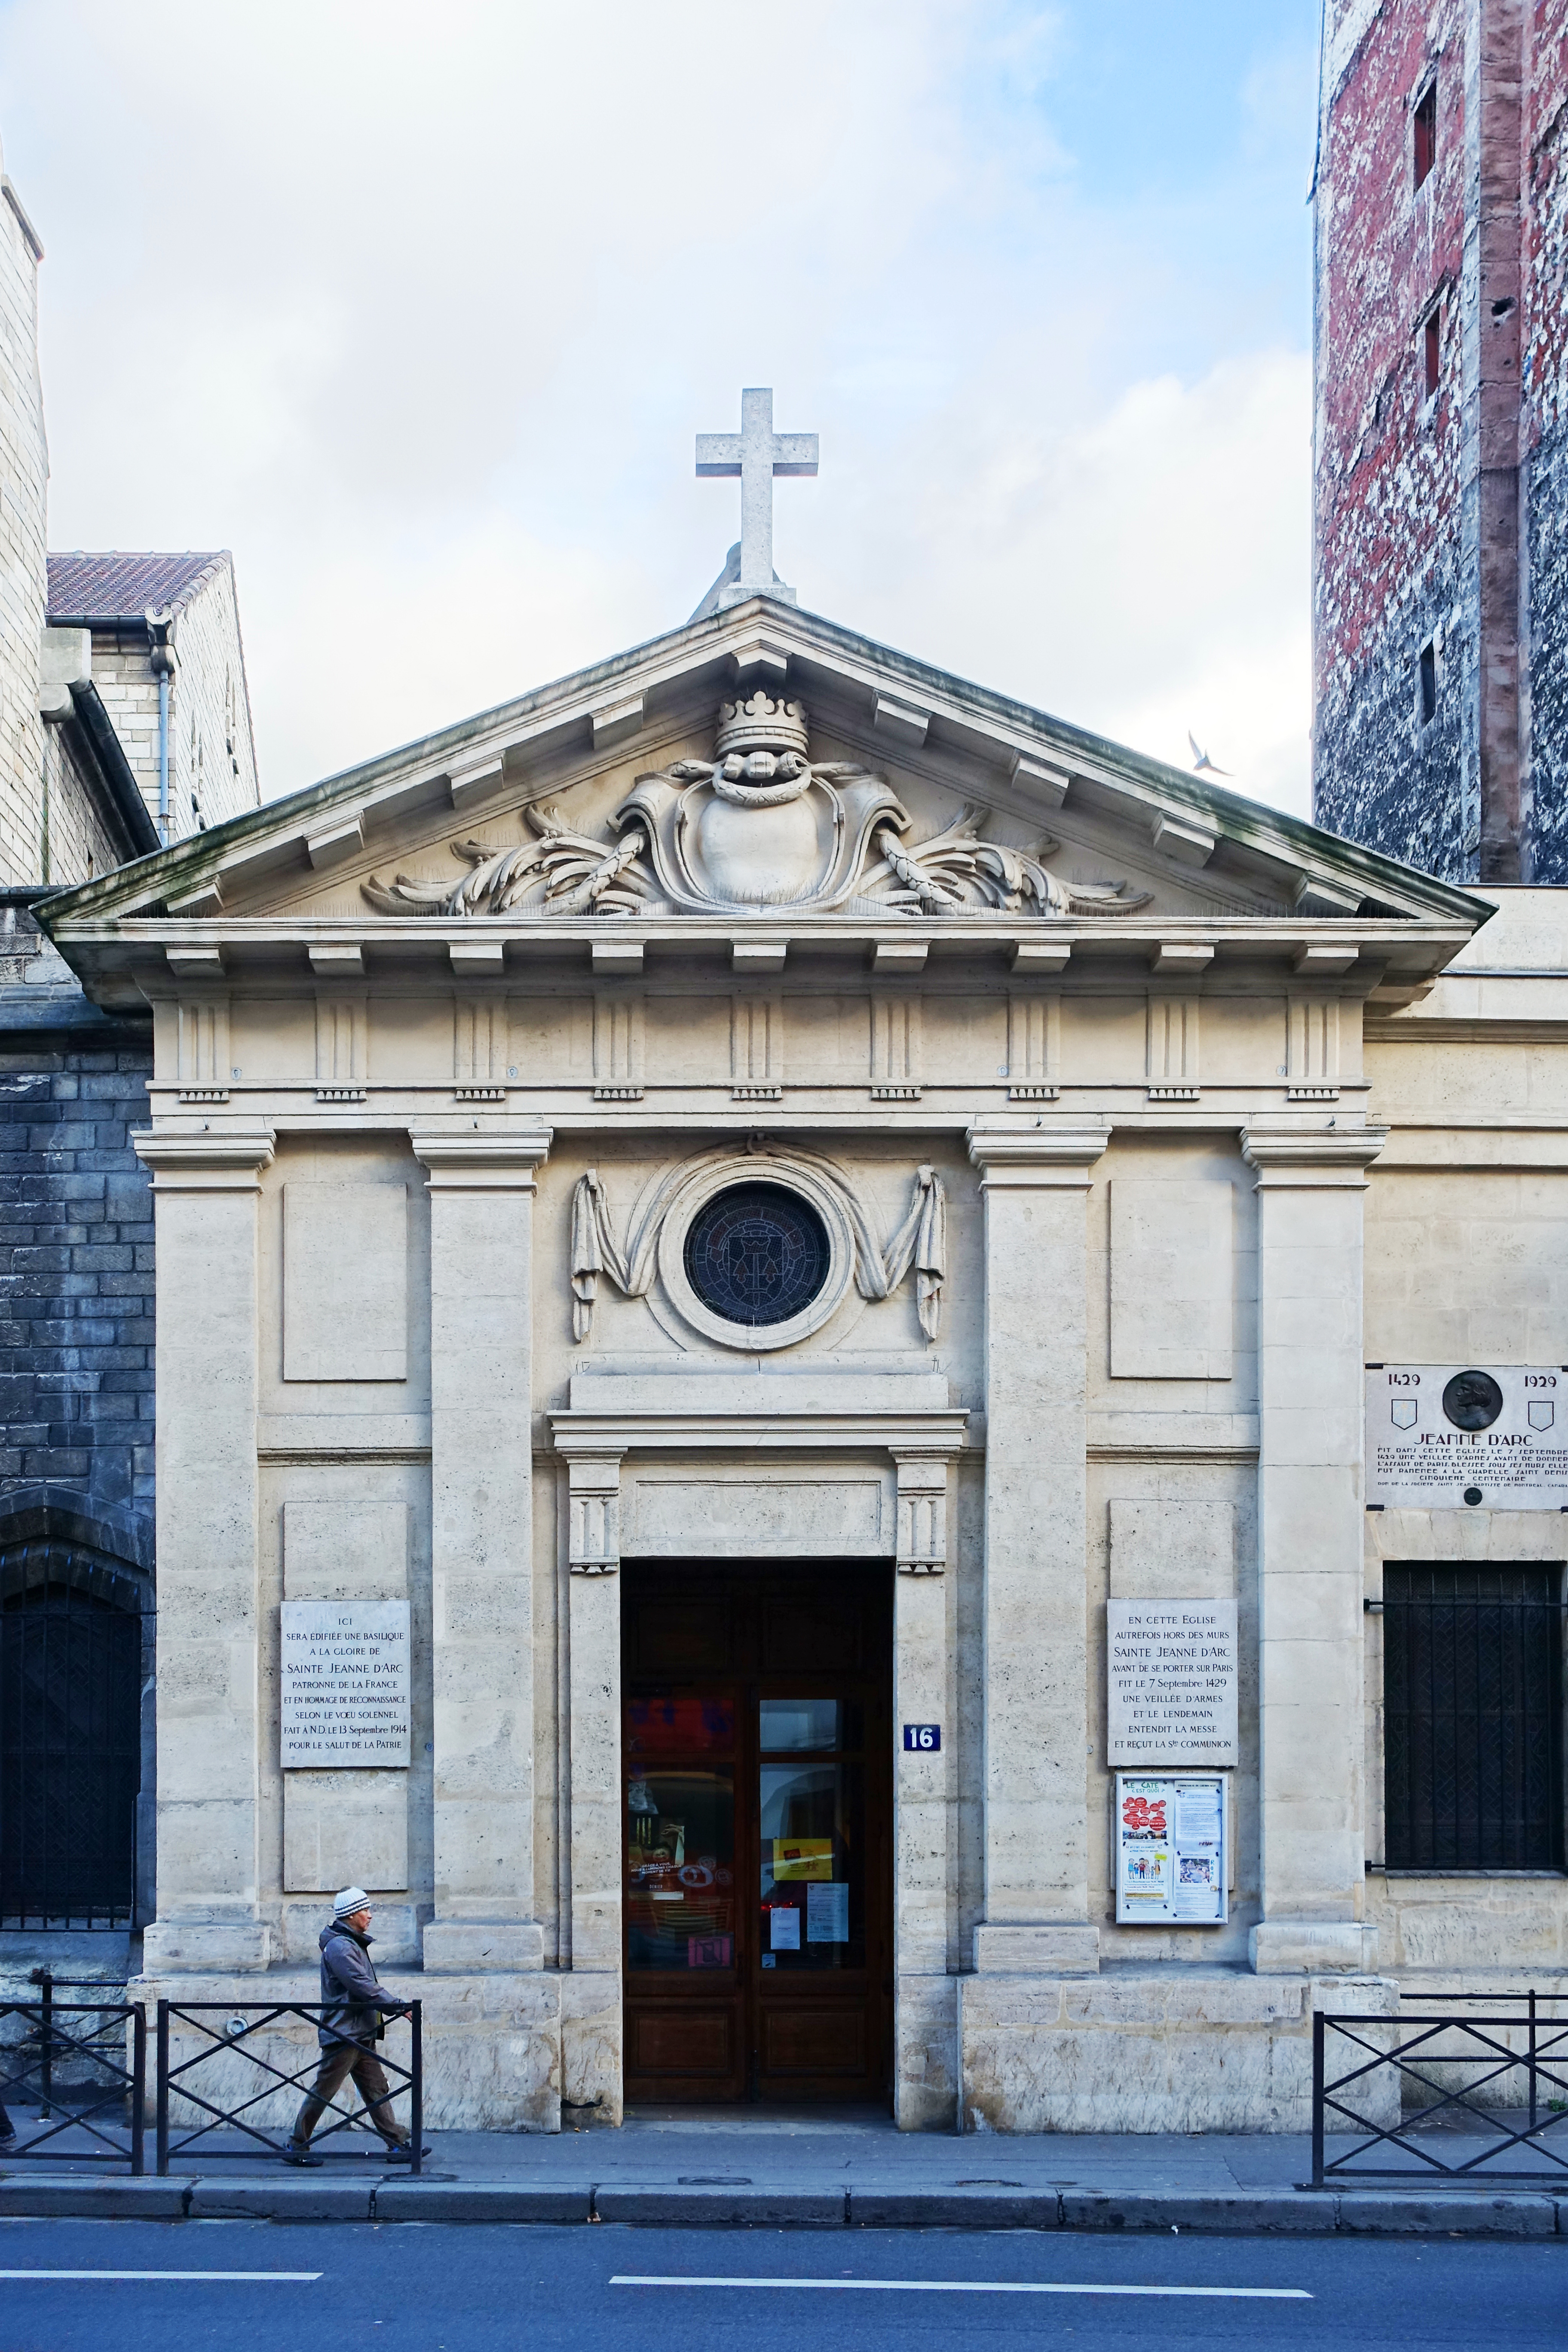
3, 2106, 1566, 2236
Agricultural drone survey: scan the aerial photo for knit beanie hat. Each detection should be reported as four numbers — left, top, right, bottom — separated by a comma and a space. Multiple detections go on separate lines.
333, 1887, 371, 1919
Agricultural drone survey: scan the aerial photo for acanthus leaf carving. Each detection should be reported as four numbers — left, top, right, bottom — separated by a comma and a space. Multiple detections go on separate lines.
361, 694, 1151, 923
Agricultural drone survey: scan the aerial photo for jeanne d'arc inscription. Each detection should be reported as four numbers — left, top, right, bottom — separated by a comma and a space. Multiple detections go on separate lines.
279, 1601, 411, 1767
1366, 1366, 1568, 1509
1107, 1600, 1239, 1767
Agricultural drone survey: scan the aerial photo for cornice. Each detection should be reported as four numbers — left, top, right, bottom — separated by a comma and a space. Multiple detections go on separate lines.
968, 1118, 1111, 1183
410, 1130, 552, 1185
132, 1128, 276, 1187
551, 1408, 970, 1457
1240, 1121, 1389, 1183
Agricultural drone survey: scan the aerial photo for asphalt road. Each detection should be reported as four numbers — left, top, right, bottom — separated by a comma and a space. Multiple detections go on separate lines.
0, 2219, 1560, 2349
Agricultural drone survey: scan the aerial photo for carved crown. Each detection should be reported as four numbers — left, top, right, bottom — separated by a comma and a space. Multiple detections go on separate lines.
714, 689, 809, 762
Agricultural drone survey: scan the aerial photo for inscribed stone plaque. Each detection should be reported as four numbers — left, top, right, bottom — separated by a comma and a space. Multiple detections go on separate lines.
1107, 1598, 1238, 1766
280, 1599, 410, 1767
1366, 1366, 1568, 1508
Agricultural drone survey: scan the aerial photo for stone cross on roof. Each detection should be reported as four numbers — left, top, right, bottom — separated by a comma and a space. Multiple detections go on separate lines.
692, 387, 818, 616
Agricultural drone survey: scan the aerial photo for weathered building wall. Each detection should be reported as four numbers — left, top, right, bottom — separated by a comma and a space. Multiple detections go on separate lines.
0, 159, 45, 886
1314, 0, 1471, 879
0, 897, 154, 1531
1521, 0, 1568, 877
1316, 0, 1568, 885
40, 723, 136, 888
82, 561, 260, 847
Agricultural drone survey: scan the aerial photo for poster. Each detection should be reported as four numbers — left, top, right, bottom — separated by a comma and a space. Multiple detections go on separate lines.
806, 1881, 849, 1943
773, 1838, 833, 1881
1366, 1366, 1568, 1508
1115, 1772, 1228, 1925
769, 1905, 801, 1950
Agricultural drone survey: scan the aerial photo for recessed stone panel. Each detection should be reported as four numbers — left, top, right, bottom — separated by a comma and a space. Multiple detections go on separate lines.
1109, 1177, 1232, 1380
283, 1180, 407, 1381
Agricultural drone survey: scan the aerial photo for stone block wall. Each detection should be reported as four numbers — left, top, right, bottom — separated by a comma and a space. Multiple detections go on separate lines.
167, 559, 260, 832
0, 897, 153, 1527
41, 723, 136, 888
1313, 0, 1471, 880
1315, 0, 1568, 885
0, 169, 46, 886
87, 564, 259, 848
1521, 0, 1568, 882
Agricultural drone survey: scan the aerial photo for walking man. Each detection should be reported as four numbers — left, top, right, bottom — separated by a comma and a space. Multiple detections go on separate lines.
283, 1888, 428, 2167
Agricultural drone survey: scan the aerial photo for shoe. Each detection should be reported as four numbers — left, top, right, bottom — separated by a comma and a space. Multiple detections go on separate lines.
381, 2142, 432, 2163
281, 2146, 324, 2168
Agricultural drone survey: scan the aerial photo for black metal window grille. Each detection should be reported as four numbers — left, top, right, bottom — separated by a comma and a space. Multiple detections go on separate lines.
683, 1183, 830, 1327
1, 1574, 142, 1928
1382, 1563, 1564, 1871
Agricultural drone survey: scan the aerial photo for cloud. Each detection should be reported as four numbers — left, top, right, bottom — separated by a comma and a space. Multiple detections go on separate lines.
0, 0, 1313, 815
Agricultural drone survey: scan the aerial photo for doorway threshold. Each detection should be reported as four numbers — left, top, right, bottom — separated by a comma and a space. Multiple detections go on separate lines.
623, 2103, 897, 2135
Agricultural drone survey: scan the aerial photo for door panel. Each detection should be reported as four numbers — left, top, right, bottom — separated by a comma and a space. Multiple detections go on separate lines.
622, 1560, 891, 2106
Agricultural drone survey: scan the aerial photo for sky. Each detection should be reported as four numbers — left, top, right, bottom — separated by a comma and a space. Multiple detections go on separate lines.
0, 1, 1322, 815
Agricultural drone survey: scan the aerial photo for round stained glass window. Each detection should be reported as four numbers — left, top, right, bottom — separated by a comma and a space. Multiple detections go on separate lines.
683, 1184, 831, 1328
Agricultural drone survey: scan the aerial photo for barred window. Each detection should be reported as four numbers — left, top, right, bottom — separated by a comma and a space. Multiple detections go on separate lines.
1382, 1564, 1564, 1871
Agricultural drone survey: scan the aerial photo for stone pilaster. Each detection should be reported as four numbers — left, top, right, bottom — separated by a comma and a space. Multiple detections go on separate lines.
891, 1446, 959, 2126
966, 1119, 1107, 1973
563, 1547, 624, 2117
134, 1129, 275, 1972
1242, 1121, 1387, 1973
411, 1130, 551, 1973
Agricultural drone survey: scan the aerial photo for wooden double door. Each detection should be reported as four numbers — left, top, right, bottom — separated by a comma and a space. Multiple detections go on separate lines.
621, 1560, 892, 2104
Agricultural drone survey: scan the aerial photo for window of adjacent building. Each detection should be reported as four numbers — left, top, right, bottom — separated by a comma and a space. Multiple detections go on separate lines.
1413, 77, 1437, 189
1418, 638, 1438, 724
1381, 1564, 1564, 1871
1423, 304, 1442, 401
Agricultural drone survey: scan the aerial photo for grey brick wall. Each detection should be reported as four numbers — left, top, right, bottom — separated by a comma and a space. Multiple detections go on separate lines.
0, 897, 153, 1533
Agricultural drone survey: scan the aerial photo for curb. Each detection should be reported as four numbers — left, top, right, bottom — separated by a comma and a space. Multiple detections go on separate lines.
0, 2175, 1564, 2236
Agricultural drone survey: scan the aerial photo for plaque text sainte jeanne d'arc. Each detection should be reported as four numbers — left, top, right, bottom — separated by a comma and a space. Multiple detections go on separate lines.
1106, 1599, 1238, 1767
279, 1599, 411, 1768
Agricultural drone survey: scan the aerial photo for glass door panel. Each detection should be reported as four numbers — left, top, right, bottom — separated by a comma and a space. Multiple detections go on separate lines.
758, 1698, 865, 1973
626, 1696, 738, 1972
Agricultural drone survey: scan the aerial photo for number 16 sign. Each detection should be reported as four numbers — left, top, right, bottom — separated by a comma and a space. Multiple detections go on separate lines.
902, 1724, 941, 1751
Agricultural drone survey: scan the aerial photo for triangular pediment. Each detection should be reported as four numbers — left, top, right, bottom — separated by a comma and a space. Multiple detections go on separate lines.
38, 598, 1490, 997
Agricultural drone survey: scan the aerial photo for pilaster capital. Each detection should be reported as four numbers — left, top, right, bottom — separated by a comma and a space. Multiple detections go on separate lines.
132, 1127, 276, 1191
1241, 1121, 1389, 1187
566, 1452, 623, 1575
967, 1117, 1109, 1187
411, 1128, 553, 1189
892, 1448, 952, 1575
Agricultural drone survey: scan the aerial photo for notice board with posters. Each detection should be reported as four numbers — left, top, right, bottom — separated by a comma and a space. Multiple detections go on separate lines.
1115, 1772, 1229, 1925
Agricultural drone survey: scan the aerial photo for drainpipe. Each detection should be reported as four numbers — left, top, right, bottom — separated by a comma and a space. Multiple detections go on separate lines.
145, 605, 175, 847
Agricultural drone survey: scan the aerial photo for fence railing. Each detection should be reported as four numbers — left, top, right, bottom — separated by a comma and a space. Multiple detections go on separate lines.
1313, 1994, 1568, 2186
154, 2001, 422, 2175
0, 1992, 144, 2172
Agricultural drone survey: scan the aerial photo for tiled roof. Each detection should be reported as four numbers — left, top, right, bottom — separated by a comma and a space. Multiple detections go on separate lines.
46, 551, 228, 622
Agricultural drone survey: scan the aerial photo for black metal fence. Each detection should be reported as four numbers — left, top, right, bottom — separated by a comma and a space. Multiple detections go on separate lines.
0, 1984, 144, 2172
1313, 1994, 1568, 2186
154, 2001, 423, 2175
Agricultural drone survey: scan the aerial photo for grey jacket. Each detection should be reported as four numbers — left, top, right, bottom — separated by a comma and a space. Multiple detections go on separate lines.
315, 1921, 407, 2049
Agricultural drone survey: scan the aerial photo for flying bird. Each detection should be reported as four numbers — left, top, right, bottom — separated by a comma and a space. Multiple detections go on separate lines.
1188, 730, 1232, 779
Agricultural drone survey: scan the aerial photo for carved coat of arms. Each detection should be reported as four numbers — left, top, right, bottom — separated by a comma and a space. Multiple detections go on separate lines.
363, 692, 1149, 923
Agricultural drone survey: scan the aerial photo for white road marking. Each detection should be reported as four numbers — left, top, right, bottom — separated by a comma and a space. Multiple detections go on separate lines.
611, 2276, 1311, 2299
0, 2269, 322, 2282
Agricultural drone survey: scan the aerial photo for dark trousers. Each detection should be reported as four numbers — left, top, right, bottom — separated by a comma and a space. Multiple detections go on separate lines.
291, 2041, 406, 2149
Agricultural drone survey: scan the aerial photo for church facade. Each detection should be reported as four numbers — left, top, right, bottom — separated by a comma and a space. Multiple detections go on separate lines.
36, 580, 1568, 2132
